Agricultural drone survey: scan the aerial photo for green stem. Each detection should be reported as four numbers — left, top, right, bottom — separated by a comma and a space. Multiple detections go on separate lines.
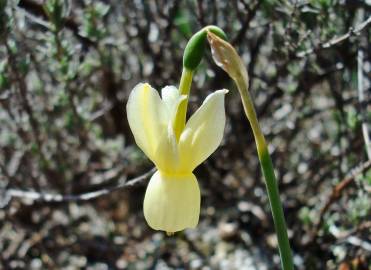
236, 77, 294, 270
173, 68, 193, 140
179, 68, 193, 96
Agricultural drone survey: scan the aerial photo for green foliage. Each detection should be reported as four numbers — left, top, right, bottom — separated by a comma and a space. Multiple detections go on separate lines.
298, 206, 315, 226
0, 59, 9, 89
81, 2, 110, 40
347, 190, 370, 223
260, 0, 278, 17
365, 168, 371, 186
310, 0, 333, 9
345, 107, 360, 130
175, 10, 192, 37
43, 0, 65, 33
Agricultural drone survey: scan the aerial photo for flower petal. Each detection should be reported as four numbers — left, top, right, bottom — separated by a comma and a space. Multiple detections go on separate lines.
178, 89, 227, 171
126, 83, 168, 161
153, 122, 179, 173
161, 85, 188, 122
161, 85, 181, 113
143, 171, 200, 232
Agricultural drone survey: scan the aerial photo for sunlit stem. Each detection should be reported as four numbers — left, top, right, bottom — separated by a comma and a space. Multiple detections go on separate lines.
236, 77, 293, 270
173, 68, 193, 140
207, 32, 294, 270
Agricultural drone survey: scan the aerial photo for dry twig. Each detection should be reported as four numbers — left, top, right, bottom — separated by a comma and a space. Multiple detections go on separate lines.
0, 168, 155, 207
313, 160, 371, 237
296, 16, 371, 58
357, 48, 371, 160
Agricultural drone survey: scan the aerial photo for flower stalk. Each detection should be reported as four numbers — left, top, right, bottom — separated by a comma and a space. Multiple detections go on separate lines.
207, 31, 294, 270
174, 25, 226, 140
173, 68, 193, 140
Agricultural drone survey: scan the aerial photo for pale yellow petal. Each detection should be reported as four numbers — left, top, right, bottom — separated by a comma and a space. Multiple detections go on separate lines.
153, 123, 179, 173
143, 171, 200, 232
161, 85, 180, 113
126, 83, 168, 161
179, 89, 227, 172
161, 85, 188, 132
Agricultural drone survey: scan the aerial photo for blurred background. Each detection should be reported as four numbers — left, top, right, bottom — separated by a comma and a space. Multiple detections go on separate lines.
0, 0, 370, 269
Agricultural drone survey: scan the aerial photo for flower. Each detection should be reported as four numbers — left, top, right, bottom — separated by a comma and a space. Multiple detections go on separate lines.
127, 83, 227, 232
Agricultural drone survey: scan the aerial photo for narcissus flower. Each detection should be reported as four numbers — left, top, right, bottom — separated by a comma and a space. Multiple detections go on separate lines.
127, 83, 227, 233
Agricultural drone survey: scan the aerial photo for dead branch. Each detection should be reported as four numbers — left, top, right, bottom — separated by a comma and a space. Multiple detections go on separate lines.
0, 168, 155, 207
17, 0, 97, 48
313, 160, 371, 237
357, 47, 371, 160
296, 16, 371, 58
